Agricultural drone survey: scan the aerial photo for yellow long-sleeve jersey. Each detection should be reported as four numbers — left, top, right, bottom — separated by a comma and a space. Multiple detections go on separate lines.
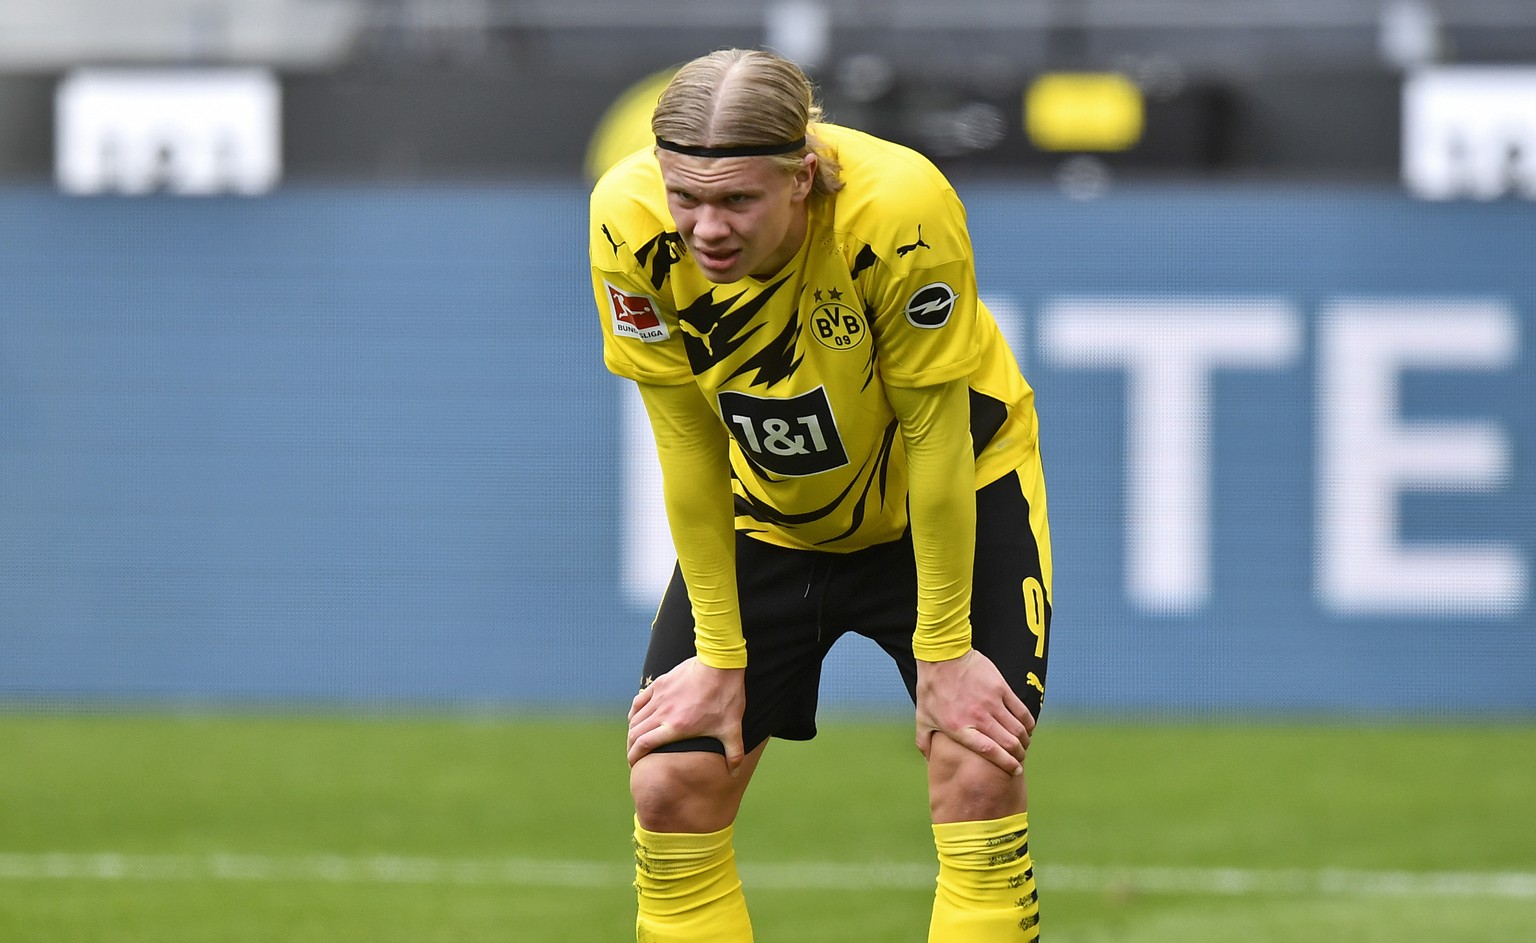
591, 123, 1045, 666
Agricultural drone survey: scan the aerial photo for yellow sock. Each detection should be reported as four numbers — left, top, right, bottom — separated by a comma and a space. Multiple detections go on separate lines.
929, 811, 1040, 942
633, 818, 753, 942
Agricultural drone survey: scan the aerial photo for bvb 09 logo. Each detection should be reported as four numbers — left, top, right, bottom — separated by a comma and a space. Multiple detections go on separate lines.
810, 300, 866, 351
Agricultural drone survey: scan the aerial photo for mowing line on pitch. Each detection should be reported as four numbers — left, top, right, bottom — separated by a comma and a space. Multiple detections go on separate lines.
0, 853, 1533, 899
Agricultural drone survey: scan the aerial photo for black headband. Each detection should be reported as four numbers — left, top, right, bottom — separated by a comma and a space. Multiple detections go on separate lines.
655, 136, 807, 158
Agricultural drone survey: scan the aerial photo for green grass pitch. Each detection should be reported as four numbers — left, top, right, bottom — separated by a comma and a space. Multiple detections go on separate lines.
2, 713, 1533, 942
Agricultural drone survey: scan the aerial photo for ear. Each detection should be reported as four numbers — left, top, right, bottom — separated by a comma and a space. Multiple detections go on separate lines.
791, 152, 817, 201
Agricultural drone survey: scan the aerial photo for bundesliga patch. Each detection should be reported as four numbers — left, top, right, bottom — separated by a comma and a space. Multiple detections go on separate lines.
605, 281, 670, 342
904, 282, 957, 329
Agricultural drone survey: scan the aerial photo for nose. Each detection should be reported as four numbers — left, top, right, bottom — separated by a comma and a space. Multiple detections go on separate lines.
692, 205, 731, 242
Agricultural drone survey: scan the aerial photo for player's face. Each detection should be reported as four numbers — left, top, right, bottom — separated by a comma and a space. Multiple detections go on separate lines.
658, 151, 816, 283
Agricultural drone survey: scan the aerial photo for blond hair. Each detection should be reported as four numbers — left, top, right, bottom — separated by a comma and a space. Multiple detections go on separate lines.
652, 48, 843, 195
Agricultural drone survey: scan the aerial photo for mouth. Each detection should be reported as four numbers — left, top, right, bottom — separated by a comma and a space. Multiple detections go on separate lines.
692, 245, 741, 272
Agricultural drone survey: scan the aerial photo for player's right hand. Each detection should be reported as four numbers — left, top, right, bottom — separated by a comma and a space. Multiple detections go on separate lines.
627, 657, 747, 773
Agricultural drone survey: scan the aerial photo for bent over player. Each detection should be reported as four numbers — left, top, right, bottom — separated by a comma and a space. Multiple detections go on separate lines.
590, 48, 1054, 942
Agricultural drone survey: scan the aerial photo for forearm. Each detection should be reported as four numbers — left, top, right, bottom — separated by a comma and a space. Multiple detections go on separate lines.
888, 379, 975, 662
638, 382, 747, 668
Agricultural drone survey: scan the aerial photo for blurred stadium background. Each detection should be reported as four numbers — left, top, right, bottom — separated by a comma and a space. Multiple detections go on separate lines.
1, 2, 1533, 940
1, 0, 1531, 715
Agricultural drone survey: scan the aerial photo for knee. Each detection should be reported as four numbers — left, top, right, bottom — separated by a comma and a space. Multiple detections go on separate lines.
927, 737, 1028, 824
631, 751, 743, 833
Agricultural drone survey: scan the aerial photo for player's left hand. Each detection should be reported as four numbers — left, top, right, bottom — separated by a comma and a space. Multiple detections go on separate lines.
914, 649, 1034, 777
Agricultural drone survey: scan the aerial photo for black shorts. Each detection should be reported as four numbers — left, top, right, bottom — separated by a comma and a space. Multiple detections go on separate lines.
641, 468, 1052, 756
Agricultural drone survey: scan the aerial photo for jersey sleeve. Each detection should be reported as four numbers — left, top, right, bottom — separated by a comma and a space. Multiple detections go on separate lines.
863, 184, 983, 389
888, 379, 976, 661
639, 381, 747, 669
590, 176, 693, 386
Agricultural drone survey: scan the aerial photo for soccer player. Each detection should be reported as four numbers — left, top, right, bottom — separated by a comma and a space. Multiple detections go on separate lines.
590, 48, 1054, 942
